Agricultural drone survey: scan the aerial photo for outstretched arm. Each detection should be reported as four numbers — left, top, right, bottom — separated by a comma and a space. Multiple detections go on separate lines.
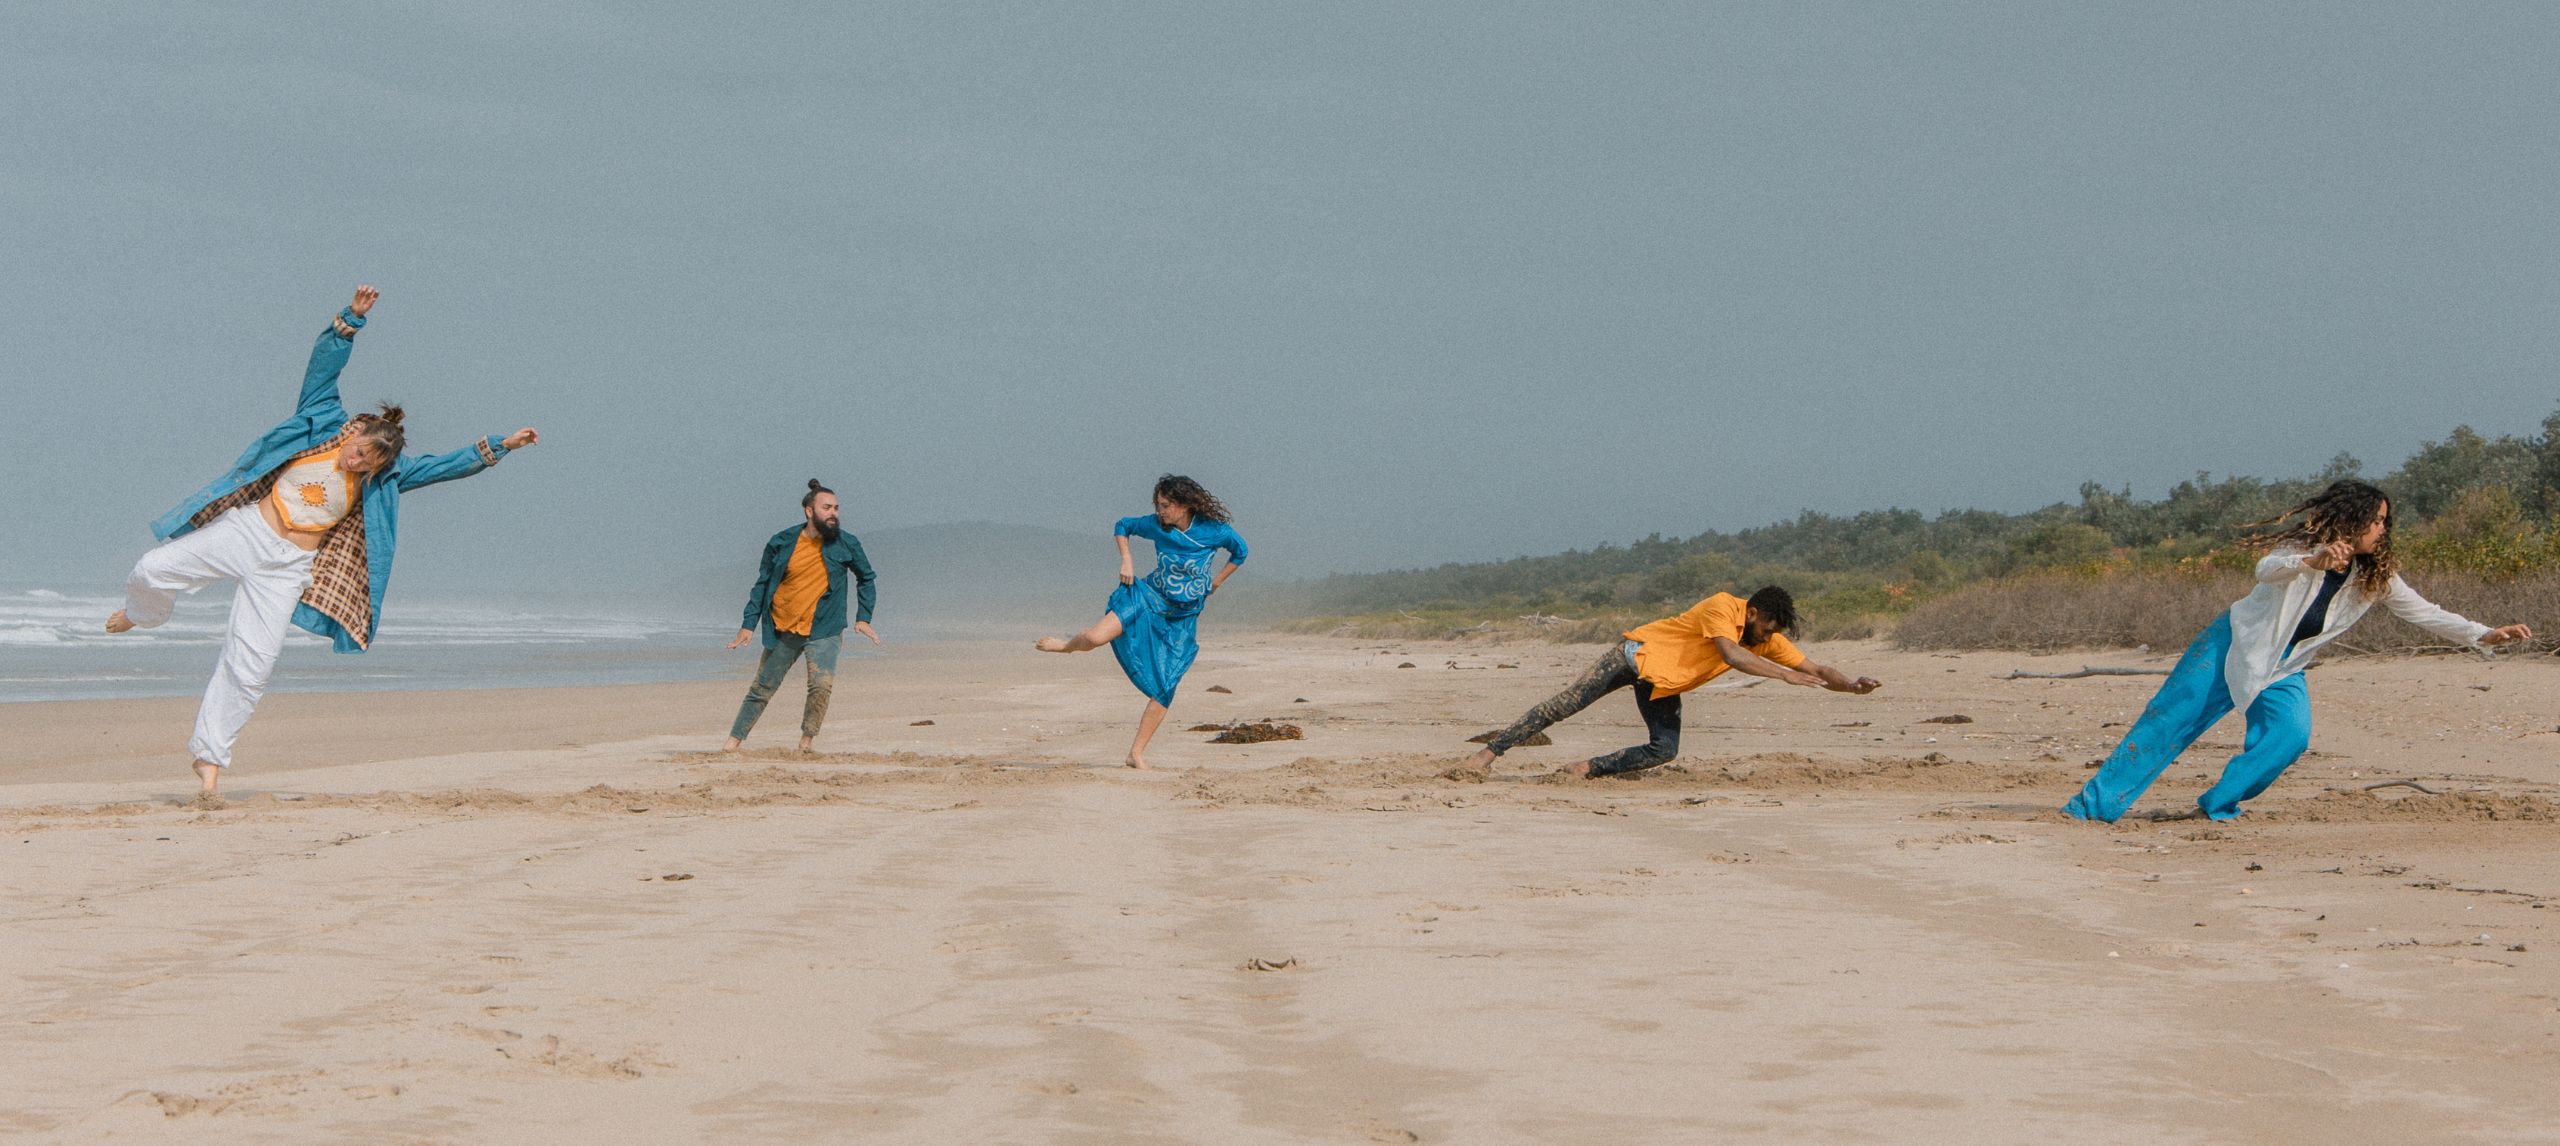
2380, 577, 2529, 648
1799, 660, 1883, 694
295, 285, 378, 418
393, 428, 538, 493
1713, 636, 1827, 687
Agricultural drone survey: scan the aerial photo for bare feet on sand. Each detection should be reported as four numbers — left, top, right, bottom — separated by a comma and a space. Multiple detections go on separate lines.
193, 759, 220, 799
798, 736, 815, 753
1125, 753, 1150, 770
1555, 760, 1594, 779
1441, 747, 1496, 781
722, 737, 743, 752
105, 610, 134, 634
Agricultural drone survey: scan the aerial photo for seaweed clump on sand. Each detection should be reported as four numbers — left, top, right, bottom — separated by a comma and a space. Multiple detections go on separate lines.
1208, 722, 1305, 744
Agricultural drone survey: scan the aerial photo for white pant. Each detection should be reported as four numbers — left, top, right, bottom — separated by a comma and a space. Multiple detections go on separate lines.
123, 507, 315, 768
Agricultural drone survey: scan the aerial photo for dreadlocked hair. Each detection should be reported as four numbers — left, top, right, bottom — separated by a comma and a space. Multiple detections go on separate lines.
345, 403, 407, 459
2237, 478, 2396, 595
1153, 474, 1231, 523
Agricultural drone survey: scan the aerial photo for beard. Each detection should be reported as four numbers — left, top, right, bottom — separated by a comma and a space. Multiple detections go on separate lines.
811, 518, 841, 542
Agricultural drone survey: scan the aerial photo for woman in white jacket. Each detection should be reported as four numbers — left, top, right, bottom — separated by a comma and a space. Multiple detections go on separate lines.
2064, 480, 2532, 822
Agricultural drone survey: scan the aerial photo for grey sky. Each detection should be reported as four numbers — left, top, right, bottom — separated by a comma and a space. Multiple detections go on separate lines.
6, 3, 2555, 600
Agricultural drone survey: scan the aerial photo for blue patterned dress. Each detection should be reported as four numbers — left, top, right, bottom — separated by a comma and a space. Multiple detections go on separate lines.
1106, 515, 1248, 705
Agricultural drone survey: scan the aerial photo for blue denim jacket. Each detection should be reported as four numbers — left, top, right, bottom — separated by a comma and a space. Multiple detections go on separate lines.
148, 308, 515, 653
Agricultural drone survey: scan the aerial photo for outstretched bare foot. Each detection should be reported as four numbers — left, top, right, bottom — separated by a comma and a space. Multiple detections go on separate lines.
722, 737, 743, 753
1124, 753, 1150, 770
105, 610, 135, 634
1035, 637, 1071, 653
1555, 760, 1595, 780
1441, 747, 1495, 782
193, 759, 221, 799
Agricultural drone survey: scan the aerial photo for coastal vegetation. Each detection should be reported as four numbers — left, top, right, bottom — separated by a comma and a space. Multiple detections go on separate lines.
1262, 410, 2560, 653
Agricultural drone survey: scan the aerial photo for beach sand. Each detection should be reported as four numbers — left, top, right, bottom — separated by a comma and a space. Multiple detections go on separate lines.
3, 634, 2555, 1143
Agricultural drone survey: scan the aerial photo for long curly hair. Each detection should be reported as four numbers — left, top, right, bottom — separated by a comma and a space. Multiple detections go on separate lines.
1153, 474, 1231, 524
2237, 479, 2396, 595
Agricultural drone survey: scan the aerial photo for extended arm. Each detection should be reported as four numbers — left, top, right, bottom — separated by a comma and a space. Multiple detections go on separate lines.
294, 285, 377, 419
1713, 637, 1827, 687
1800, 660, 1883, 694
392, 428, 538, 493
2381, 577, 2527, 647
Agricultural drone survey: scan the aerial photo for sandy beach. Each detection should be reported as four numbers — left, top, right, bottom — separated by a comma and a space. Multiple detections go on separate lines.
4, 633, 2556, 1144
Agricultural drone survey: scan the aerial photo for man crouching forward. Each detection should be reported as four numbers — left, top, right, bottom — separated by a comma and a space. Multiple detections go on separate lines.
1454, 586, 1881, 779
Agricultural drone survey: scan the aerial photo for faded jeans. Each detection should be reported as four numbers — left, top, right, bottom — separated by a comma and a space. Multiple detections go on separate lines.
1483, 643, 1682, 776
729, 631, 843, 742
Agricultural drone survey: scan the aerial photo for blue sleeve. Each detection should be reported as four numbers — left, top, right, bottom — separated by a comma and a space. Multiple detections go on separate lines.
294, 309, 365, 420
392, 435, 511, 493
1216, 523, 1247, 564
1114, 515, 1161, 541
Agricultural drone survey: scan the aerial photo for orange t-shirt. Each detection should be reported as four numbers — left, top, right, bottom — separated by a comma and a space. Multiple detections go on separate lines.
1623, 592, 1807, 697
768, 534, 828, 636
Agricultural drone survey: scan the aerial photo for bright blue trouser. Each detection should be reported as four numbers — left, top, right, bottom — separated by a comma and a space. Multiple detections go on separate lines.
2063, 614, 2312, 823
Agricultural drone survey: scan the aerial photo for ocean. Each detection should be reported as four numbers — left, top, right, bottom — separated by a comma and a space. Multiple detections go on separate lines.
0, 586, 756, 703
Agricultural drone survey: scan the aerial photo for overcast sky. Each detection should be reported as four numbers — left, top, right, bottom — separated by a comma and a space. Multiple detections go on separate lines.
6, 2, 2555, 598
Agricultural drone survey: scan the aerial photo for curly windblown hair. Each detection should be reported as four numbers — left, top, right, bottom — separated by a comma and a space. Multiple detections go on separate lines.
1153, 474, 1231, 524
2237, 478, 2396, 595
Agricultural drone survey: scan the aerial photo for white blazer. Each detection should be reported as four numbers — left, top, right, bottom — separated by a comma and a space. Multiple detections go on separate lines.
2223, 547, 2491, 711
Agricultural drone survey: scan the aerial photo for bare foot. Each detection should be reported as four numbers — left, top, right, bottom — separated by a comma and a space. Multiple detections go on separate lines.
722, 737, 743, 753
1441, 747, 1495, 782
797, 736, 815, 753
1035, 637, 1071, 653
105, 610, 135, 634
1555, 760, 1595, 779
193, 759, 220, 798
1124, 754, 1150, 770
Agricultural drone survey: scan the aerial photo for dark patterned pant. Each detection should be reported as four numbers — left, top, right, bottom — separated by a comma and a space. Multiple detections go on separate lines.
1482, 644, 1683, 776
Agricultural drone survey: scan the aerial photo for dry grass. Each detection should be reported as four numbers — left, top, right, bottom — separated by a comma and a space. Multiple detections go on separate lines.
1895, 568, 2560, 655
1270, 608, 1883, 645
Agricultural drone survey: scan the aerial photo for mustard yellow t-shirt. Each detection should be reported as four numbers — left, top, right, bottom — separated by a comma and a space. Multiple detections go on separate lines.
768, 534, 828, 636
1623, 592, 1807, 697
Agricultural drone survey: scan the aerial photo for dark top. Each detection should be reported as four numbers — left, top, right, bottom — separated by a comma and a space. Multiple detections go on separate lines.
2287, 569, 2348, 652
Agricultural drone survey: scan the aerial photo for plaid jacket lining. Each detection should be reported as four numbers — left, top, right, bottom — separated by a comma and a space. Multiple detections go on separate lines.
189, 449, 375, 650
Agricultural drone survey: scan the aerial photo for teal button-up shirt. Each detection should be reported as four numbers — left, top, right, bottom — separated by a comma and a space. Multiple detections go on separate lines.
740, 525, 878, 648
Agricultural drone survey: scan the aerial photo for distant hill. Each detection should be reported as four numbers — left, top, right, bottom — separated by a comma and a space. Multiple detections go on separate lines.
658, 520, 1121, 632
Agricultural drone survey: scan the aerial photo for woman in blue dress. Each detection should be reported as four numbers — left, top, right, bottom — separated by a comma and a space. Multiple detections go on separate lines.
1036, 475, 1248, 769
